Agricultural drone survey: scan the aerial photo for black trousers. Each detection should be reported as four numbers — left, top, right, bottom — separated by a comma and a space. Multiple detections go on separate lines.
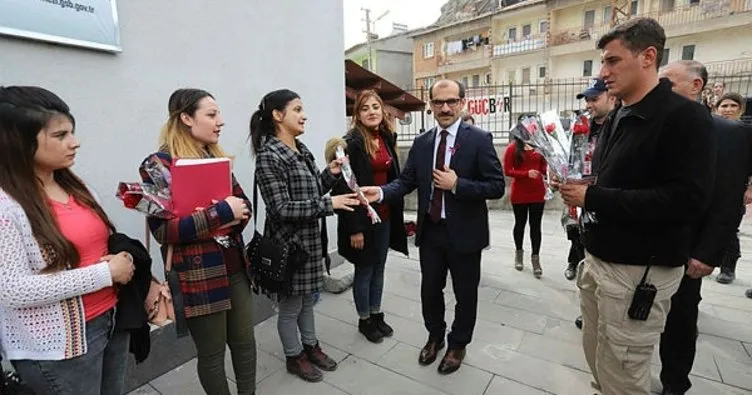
419, 219, 482, 349
659, 274, 702, 393
566, 225, 585, 265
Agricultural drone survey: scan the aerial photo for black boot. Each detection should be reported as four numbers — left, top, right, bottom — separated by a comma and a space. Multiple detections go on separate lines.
358, 317, 384, 343
371, 312, 394, 337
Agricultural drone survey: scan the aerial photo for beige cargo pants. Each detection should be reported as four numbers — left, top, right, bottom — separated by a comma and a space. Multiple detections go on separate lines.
577, 252, 683, 395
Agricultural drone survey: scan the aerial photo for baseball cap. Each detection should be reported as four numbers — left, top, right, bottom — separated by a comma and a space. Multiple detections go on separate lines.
576, 78, 608, 99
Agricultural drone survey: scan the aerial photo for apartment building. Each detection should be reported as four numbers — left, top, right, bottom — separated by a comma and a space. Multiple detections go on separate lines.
412, 0, 752, 86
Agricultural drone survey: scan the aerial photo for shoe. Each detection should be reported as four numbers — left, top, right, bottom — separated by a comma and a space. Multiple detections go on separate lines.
371, 312, 394, 337
303, 342, 338, 372
661, 387, 685, 395
286, 352, 323, 382
575, 316, 583, 330
358, 317, 384, 343
716, 267, 736, 284
437, 347, 466, 375
746, 289, 752, 299
514, 250, 524, 271
531, 254, 542, 279
418, 339, 445, 365
564, 262, 577, 280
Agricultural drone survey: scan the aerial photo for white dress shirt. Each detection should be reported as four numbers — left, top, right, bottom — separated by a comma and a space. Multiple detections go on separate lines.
431, 118, 461, 219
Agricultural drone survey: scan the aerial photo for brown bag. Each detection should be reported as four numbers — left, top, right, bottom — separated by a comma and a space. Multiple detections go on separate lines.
144, 220, 175, 327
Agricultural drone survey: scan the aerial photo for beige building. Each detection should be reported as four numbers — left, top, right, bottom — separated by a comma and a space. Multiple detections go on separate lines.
412, 0, 752, 86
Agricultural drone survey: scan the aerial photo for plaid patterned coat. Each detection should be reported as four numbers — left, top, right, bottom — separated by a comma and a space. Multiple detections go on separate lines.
139, 151, 251, 320
254, 136, 338, 297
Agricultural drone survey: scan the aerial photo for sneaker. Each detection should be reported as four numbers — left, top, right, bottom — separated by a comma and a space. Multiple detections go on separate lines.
358, 317, 384, 343
303, 342, 338, 371
370, 312, 394, 337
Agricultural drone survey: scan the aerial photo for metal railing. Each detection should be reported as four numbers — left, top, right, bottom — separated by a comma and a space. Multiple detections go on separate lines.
549, 0, 752, 47
394, 73, 752, 143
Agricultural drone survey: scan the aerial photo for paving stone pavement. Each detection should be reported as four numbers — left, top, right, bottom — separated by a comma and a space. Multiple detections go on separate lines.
130, 211, 752, 395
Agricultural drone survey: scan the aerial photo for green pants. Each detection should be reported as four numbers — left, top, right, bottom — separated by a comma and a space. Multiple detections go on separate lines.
186, 272, 257, 395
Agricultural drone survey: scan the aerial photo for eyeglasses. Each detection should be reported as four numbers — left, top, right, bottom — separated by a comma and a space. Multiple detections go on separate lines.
430, 98, 462, 108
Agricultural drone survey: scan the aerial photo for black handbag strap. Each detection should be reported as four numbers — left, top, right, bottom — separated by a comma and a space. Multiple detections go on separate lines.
252, 176, 260, 228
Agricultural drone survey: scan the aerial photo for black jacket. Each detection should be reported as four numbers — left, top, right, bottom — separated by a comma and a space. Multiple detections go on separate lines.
108, 233, 152, 363
583, 78, 715, 267
333, 130, 408, 265
692, 116, 751, 266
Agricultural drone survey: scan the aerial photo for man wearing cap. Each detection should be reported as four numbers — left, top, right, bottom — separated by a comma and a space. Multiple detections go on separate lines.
658, 60, 749, 395
565, 78, 617, 283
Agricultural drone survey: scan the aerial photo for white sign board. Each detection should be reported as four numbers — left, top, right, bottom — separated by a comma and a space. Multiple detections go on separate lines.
0, 0, 121, 53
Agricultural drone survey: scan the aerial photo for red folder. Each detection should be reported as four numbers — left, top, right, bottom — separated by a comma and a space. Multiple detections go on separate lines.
170, 158, 232, 217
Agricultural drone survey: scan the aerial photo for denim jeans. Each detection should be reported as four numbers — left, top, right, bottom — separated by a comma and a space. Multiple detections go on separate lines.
277, 294, 317, 357
353, 221, 390, 318
13, 308, 130, 395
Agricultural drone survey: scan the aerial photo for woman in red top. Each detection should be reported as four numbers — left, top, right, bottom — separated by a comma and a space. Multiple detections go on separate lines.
333, 90, 408, 344
503, 136, 547, 278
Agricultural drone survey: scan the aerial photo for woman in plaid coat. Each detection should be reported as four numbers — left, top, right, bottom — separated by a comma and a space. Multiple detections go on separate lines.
250, 89, 358, 383
140, 89, 256, 395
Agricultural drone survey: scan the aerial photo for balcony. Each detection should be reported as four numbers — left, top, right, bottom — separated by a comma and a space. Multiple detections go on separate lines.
705, 58, 752, 76
437, 45, 493, 74
548, 0, 752, 54
492, 35, 547, 57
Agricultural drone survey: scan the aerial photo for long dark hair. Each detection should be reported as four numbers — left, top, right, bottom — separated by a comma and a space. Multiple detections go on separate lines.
249, 89, 300, 154
513, 136, 525, 166
0, 86, 115, 272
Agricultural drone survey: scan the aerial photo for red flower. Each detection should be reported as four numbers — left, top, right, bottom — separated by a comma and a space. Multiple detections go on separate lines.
544, 123, 556, 134
524, 122, 538, 135
572, 115, 590, 135
122, 194, 142, 209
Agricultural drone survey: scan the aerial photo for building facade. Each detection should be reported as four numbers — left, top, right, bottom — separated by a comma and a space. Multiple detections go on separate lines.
346, 32, 415, 89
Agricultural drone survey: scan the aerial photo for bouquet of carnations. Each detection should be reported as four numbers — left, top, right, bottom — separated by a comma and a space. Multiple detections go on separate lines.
116, 155, 174, 218
335, 145, 381, 224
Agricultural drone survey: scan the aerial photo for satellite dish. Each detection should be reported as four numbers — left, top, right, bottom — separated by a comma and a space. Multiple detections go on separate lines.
399, 113, 413, 125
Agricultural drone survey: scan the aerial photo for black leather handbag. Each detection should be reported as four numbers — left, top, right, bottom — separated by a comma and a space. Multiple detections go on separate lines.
246, 179, 307, 297
1, 356, 35, 395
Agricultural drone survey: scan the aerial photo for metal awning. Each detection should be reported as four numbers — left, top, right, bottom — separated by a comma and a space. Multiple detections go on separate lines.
345, 59, 425, 120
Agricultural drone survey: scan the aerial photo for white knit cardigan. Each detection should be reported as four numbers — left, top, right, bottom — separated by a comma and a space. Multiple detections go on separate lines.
0, 188, 113, 361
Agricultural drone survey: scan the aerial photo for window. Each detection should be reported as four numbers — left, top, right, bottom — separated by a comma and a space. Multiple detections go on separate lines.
485, 73, 492, 85
689, 0, 700, 4
660, 0, 675, 12
462, 76, 469, 88
660, 48, 670, 67
508, 27, 517, 41
522, 24, 532, 39
630, 1, 639, 15
539, 20, 549, 34
424, 77, 435, 88
584, 10, 596, 29
423, 42, 434, 58
361, 59, 370, 70
472, 74, 480, 87
507, 69, 516, 83
583, 60, 593, 77
538, 66, 547, 79
522, 68, 531, 84
682, 45, 695, 60
603, 6, 613, 23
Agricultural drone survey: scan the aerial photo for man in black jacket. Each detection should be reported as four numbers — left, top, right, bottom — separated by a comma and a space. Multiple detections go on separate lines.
657, 60, 750, 395
558, 18, 715, 395
565, 78, 616, 282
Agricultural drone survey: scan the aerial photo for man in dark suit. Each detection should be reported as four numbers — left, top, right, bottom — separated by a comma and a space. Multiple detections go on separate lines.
658, 60, 751, 395
362, 79, 505, 374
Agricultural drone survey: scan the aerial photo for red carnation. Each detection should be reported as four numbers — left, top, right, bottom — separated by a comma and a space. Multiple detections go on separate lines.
544, 123, 556, 134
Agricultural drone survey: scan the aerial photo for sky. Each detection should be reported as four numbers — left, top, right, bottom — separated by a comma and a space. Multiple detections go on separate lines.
343, 0, 445, 49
